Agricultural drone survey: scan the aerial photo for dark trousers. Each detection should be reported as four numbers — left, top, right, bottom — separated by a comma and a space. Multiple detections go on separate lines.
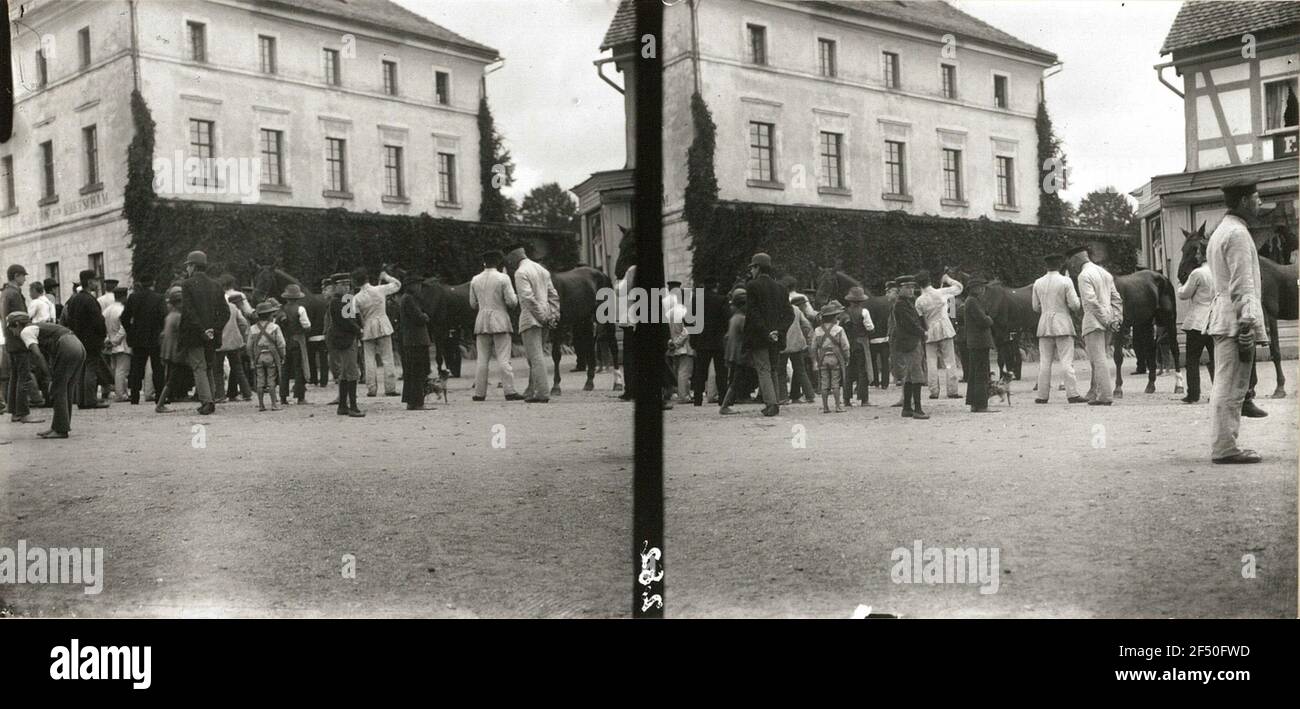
128, 345, 166, 402
440, 334, 463, 377
691, 348, 727, 405
401, 345, 430, 406
5, 349, 31, 418
843, 340, 870, 404
280, 340, 308, 402
307, 339, 328, 385
48, 335, 86, 433
1183, 329, 1215, 400
92, 349, 114, 396
996, 336, 1022, 380
966, 348, 991, 410
778, 351, 813, 402
869, 341, 891, 387
721, 364, 755, 408
158, 360, 192, 407
218, 349, 252, 399
74, 338, 103, 407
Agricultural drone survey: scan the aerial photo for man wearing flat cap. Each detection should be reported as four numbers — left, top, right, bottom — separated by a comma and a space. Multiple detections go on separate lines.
179, 250, 230, 415
1067, 245, 1122, 406
743, 252, 792, 416
1032, 253, 1084, 404
1204, 179, 1268, 464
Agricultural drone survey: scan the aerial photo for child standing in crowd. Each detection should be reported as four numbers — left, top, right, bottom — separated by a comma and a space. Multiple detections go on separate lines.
155, 287, 187, 414
813, 300, 850, 413
246, 301, 286, 411
842, 287, 874, 407
664, 289, 694, 403
719, 288, 750, 415
327, 273, 366, 418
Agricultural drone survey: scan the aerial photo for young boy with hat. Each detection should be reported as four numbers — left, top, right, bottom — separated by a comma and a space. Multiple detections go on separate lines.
719, 288, 752, 415
813, 300, 851, 413
247, 301, 286, 411
278, 283, 312, 405
842, 285, 875, 407
155, 286, 188, 414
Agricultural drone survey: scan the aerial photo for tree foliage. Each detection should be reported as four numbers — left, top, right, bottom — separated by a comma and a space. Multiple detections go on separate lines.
1036, 98, 1074, 227
1077, 187, 1139, 235
684, 92, 719, 241
520, 182, 578, 231
478, 96, 516, 223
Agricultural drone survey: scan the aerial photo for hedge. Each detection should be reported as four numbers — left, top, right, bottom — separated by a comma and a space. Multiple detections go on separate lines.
130, 200, 580, 289
690, 200, 1138, 291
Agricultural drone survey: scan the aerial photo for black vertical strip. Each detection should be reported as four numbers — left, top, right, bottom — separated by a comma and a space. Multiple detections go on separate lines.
1, 0, 13, 143
632, 0, 665, 619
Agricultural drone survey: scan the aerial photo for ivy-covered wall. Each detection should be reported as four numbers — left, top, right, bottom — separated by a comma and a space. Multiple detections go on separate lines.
690, 201, 1138, 290
132, 201, 580, 289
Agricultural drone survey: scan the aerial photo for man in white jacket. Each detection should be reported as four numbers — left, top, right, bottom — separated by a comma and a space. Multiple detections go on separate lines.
1177, 246, 1214, 404
1031, 253, 1084, 404
1204, 179, 1267, 464
506, 246, 560, 403
469, 250, 521, 401
913, 269, 963, 399
1068, 245, 1123, 406
350, 267, 401, 397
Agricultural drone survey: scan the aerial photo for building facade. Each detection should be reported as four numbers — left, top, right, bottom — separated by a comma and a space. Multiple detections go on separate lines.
2, 0, 498, 296
1137, 0, 1298, 310
659, 0, 1058, 284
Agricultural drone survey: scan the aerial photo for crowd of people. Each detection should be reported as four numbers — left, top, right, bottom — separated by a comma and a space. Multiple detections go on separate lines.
0, 244, 571, 441
654, 179, 1271, 464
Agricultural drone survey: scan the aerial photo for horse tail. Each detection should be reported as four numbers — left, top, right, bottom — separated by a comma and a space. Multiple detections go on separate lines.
1155, 272, 1177, 328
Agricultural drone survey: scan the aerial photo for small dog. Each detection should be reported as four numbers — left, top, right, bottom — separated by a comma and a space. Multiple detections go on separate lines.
987, 372, 1013, 406
426, 369, 450, 404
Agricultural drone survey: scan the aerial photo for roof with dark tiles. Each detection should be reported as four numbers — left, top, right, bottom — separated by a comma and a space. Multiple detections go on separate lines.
1161, 0, 1300, 55
255, 0, 499, 59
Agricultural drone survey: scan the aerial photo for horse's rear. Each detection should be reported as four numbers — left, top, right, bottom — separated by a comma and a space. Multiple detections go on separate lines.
549, 266, 606, 393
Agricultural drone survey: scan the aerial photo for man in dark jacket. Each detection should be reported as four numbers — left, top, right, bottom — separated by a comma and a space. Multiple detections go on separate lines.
179, 251, 229, 415
327, 272, 365, 417
890, 275, 929, 420
688, 277, 729, 406
743, 253, 792, 416
963, 278, 998, 413
398, 274, 432, 410
63, 269, 110, 409
121, 274, 167, 404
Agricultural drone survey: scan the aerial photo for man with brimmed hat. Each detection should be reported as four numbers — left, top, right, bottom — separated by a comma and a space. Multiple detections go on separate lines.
1066, 244, 1122, 406
7, 310, 85, 438
178, 249, 229, 414
121, 274, 167, 404
277, 282, 313, 405
962, 277, 998, 413
889, 275, 929, 419
1203, 177, 1268, 463
743, 252, 791, 416
913, 267, 964, 400
326, 272, 366, 417
63, 268, 110, 408
839, 285, 875, 407
1031, 252, 1084, 404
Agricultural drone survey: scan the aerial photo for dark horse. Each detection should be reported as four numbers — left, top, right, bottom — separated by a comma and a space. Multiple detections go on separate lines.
250, 262, 329, 316
416, 266, 614, 396
1179, 223, 1298, 398
1110, 270, 1181, 397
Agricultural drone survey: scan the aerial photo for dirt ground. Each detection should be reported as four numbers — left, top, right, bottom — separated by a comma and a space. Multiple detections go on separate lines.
665, 360, 1298, 618
1, 354, 631, 618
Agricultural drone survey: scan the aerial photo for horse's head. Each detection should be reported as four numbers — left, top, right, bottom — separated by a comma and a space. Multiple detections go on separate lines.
250, 262, 277, 305
813, 267, 838, 308
1177, 223, 1208, 283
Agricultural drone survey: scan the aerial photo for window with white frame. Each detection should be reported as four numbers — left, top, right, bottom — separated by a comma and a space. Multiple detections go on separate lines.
994, 74, 1009, 109
189, 119, 214, 186
78, 27, 91, 69
883, 52, 900, 89
435, 71, 450, 105
819, 131, 843, 189
942, 148, 962, 201
187, 21, 207, 62
747, 24, 767, 65
258, 35, 277, 74
260, 129, 284, 186
1265, 78, 1298, 131
884, 140, 906, 195
383, 145, 404, 198
818, 39, 836, 78
941, 63, 957, 99
996, 155, 1016, 207
325, 138, 347, 192
82, 125, 99, 188
323, 48, 341, 86
438, 152, 457, 203
748, 122, 775, 182
382, 60, 398, 95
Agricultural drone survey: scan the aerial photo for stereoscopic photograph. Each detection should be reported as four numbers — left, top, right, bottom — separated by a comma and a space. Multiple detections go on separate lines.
1, 0, 1297, 622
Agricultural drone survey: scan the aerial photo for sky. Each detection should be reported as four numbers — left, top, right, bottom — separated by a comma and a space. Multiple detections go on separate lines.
398, 0, 1188, 206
